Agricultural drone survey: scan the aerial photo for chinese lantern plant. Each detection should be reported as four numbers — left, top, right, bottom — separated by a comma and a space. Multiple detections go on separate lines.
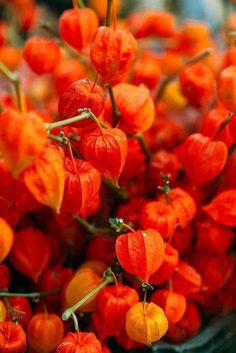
0, 0, 236, 351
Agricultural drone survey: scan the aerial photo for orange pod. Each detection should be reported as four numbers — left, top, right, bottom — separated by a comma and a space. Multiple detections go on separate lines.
151, 289, 187, 324
149, 243, 179, 285
64, 268, 101, 312
128, 10, 177, 39
92, 310, 116, 341
0, 108, 47, 177
139, 200, 177, 240
9, 228, 51, 283
126, 302, 168, 345
217, 66, 236, 113
58, 79, 104, 126
53, 58, 87, 96
56, 331, 101, 353
28, 313, 64, 353
167, 303, 201, 343
0, 301, 6, 322
0, 322, 26, 353
90, 26, 138, 83
132, 51, 161, 89
80, 127, 127, 185
179, 63, 214, 107
115, 228, 165, 282
171, 261, 202, 297
200, 107, 233, 148
0, 218, 14, 263
203, 189, 236, 226
24, 145, 65, 213
23, 37, 61, 75
160, 188, 196, 228
104, 83, 155, 134
96, 283, 139, 331
0, 45, 22, 70
176, 133, 228, 185
195, 218, 234, 254
61, 158, 101, 215
59, 8, 99, 50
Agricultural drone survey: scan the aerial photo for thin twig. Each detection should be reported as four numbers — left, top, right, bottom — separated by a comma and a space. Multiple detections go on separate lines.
75, 215, 113, 235
107, 83, 120, 127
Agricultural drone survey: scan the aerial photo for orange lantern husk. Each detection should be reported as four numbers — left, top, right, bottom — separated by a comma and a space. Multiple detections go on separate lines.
125, 302, 168, 345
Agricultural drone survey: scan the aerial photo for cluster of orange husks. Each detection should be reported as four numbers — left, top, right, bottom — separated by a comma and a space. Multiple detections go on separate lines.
0, 0, 236, 352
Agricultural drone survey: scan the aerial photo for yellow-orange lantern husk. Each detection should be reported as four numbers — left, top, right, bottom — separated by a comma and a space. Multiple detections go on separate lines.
125, 302, 168, 345
0, 301, 6, 322
0, 108, 47, 177
0, 218, 14, 263
24, 145, 65, 213
64, 268, 101, 312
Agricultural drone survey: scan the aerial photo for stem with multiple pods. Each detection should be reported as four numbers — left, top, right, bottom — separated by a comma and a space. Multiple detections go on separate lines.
45, 109, 109, 131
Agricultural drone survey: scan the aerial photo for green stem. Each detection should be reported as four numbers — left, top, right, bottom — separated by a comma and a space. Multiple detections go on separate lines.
3, 297, 21, 322
45, 112, 90, 130
214, 112, 232, 139
77, 0, 85, 7
62, 274, 114, 320
102, 179, 129, 201
46, 110, 109, 131
48, 133, 82, 159
156, 48, 212, 101
105, 0, 113, 26
0, 61, 26, 113
108, 83, 120, 127
158, 173, 171, 205
0, 289, 60, 298
71, 312, 79, 331
75, 215, 113, 235
134, 132, 152, 162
